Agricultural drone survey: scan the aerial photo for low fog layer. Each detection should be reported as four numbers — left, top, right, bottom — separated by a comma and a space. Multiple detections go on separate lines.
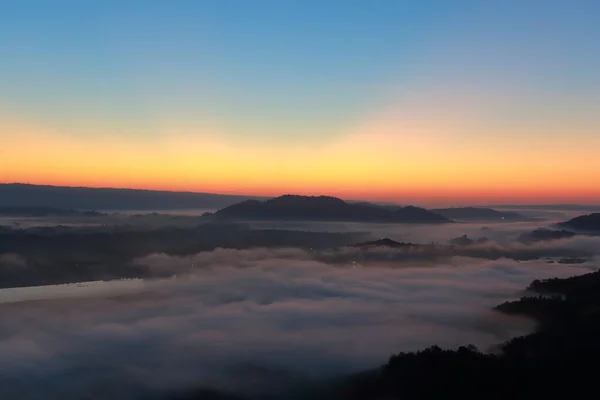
2, 212, 600, 289
0, 251, 592, 399
1, 212, 599, 398
246, 219, 556, 245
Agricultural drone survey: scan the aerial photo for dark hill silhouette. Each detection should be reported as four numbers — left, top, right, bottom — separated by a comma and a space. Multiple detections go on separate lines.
448, 234, 474, 246
430, 207, 524, 221
448, 235, 491, 246
0, 183, 263, 210
216, 195, 451, 223
329, 270, 600, 400
517, 228, 576, 245
557, 213, 600, 232
354, 238, 414, 248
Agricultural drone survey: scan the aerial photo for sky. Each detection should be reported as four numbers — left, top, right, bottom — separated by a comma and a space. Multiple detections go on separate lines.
1, 0, 599, 206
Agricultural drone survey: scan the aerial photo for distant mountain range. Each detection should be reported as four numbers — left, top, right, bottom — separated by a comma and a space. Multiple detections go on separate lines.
215, 195, 451, 223
0, 183, 262, 210
430, 207, 525, 221
3, 183, 586, 221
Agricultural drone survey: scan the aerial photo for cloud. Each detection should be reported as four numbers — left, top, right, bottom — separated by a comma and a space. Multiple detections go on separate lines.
0, 250, 592, 399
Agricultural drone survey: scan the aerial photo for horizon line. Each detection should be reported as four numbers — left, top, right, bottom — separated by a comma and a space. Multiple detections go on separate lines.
2, 182, 600, 208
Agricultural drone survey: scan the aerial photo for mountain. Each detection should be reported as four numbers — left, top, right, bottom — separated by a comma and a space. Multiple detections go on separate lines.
557, 213, 600, 232
0, 183, 263, 210
430, 207, 525, 221
216, 195, 451, 223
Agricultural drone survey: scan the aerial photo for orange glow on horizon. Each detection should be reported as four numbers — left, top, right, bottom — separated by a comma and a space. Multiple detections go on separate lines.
3, 176, 600, 207
3, 104, 600, 207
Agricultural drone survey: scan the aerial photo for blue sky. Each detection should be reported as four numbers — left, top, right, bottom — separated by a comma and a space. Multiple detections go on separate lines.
4, 0, 596, 142
2, 0, 600, 203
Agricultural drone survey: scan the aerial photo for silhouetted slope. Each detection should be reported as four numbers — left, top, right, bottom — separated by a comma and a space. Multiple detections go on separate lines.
431, 207, 524, 221
216, 195, 450, 223
334, 270, 600, 400
0, 183, 262, 210
557, 213, 600, 232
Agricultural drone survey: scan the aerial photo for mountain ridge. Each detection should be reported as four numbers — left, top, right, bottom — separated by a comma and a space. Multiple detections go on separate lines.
0, 183, 264, 210
216, 195, 451, 223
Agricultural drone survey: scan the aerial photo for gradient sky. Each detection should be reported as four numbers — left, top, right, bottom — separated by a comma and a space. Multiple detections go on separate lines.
1, 0, 599, 206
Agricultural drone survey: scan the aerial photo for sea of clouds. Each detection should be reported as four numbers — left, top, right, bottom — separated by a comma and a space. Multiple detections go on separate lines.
0, 247, 594, 399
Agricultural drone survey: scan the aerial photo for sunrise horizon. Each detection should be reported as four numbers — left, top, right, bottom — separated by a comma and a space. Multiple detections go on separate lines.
4, 180, 599, 208
3, 1, 599, 208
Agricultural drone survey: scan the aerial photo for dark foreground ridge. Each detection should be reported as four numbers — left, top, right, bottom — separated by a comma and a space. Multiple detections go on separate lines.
329, 269, 600, 400
216, 195, 451, 223
171, 269, 600, 399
